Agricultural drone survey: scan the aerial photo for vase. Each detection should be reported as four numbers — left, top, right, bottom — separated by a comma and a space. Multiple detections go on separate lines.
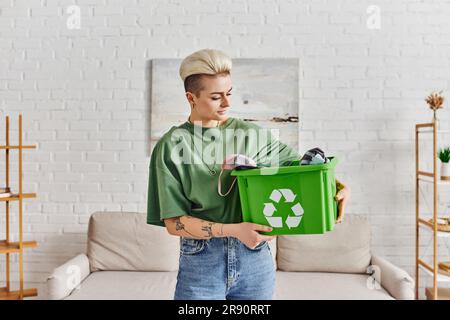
441, 162, 450, 180
433, 110, 440, 129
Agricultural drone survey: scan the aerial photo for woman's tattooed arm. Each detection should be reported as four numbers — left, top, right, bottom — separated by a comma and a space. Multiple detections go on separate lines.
165, 215, 229, 239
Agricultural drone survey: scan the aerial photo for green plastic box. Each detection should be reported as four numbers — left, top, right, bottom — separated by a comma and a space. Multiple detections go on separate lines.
230, 157, 339, 235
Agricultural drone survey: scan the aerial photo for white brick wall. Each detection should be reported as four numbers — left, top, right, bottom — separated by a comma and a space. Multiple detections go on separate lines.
1, 0, 449, 299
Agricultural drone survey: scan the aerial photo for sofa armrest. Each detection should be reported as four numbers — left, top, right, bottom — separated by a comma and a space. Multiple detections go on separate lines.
370, 254, 415, 300
46, 253, 91, 300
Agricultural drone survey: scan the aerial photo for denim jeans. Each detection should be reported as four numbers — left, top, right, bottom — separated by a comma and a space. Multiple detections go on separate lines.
174, 236, 276, 300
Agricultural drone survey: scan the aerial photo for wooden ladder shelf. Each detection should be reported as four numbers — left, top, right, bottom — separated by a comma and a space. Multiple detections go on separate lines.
415, 122, 450, 300
0, 114, 38, 300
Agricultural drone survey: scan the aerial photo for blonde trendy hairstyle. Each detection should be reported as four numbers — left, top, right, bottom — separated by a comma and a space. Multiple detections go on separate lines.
179, 48, 232, 97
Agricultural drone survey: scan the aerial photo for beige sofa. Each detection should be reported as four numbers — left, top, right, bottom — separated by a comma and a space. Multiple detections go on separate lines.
46, 212, 414, 300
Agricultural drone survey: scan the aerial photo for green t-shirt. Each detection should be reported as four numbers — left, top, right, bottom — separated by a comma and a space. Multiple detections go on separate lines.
146, 117, 301, 227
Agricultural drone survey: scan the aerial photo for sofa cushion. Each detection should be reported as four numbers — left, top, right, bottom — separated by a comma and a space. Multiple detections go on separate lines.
274, 271, 393, 300
64, 270, 393, 300
87, 212, 180, 272
65, 271, 178, 300
276, 214, 371, 273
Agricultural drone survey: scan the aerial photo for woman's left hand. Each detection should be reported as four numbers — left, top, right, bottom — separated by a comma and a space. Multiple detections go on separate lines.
335, 186, 350, 224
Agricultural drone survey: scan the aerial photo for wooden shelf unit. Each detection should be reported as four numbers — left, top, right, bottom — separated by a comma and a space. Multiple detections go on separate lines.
0, 114, 38, 300
425, 287, 450, 300
415, 122, 450, 300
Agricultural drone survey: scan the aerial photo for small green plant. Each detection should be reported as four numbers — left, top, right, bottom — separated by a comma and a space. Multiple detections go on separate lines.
438, 147, 450, 163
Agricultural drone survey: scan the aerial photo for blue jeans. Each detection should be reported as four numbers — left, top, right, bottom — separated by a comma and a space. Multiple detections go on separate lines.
174, 236, 276, 300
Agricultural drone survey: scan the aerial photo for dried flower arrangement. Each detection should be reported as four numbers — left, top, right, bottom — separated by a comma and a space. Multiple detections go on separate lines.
425, 91, 445, 125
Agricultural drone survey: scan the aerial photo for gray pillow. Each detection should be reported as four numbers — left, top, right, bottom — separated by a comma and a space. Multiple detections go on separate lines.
87, 211, 180, 272
276, 215, 371, 274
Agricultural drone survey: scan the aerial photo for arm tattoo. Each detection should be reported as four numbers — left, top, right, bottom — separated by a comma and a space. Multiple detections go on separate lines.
201, 222, 215, 238
174, 217, 196, 237
175, 217, 184, 231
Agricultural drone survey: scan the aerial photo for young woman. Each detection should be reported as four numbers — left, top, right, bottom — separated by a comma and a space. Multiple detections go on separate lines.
147, 48, 350, 300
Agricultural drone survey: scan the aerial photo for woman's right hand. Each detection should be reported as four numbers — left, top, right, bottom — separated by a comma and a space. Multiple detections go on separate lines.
228, 222, 276, 249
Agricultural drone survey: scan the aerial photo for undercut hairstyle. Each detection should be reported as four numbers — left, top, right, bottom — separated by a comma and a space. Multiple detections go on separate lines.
179, 48, 232, 98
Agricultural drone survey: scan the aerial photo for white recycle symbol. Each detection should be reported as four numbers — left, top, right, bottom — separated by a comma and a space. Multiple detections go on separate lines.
263, 189, 304, 229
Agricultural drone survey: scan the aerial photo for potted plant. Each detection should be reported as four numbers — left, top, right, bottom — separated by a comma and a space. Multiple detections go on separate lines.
438, 147, 450, 180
